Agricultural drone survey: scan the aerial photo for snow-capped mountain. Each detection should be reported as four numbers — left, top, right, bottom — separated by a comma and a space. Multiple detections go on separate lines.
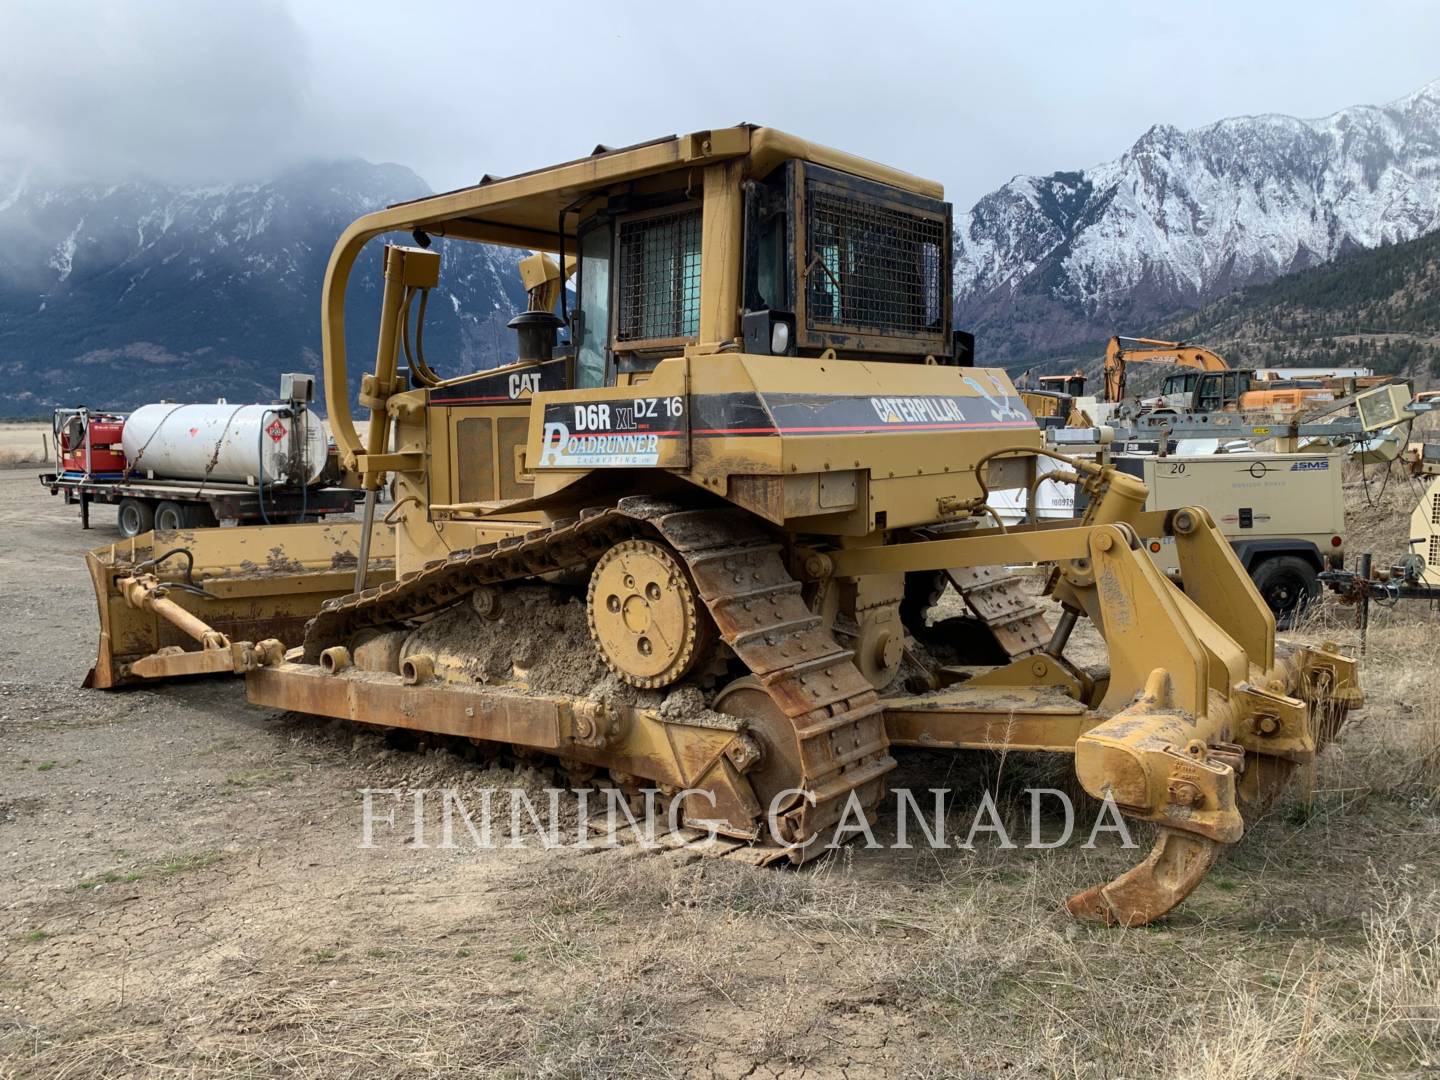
0, 160, 527, 416
955, 78, 1440, 364
9, 77, 1440, 411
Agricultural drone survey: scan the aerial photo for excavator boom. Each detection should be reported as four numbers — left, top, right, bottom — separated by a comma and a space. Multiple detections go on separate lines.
1102, 335, 1230, 402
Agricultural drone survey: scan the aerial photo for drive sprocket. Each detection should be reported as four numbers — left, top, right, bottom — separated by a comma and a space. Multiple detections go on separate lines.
587, 538, 705, 688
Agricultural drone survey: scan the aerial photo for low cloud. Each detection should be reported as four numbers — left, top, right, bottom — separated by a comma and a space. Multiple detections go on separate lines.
3, 0, 1439, 210
0, 0, 325, 183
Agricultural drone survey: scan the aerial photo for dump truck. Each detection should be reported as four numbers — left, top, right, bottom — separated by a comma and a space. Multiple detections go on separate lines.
84, 126, 1361, 926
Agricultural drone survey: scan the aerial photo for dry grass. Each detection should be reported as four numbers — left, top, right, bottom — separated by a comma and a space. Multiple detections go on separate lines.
864, 876, 1440, 1078
1341, 458, 1430, 560
0, 422, 49, 467
6, 444, 1440, 1078
5, 815, 1439, 1078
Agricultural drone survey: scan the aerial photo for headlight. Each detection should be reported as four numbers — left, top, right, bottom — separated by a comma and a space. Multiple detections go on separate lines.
741, 309, 796, 355
770, 320, 790, 356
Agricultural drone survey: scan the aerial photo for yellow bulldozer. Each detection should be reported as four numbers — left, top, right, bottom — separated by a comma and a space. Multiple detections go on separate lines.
83, 126, 1361, 926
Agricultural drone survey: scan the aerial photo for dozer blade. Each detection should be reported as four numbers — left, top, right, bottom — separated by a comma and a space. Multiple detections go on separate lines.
1065, 828, 1219, 927
86, 521, 394, 688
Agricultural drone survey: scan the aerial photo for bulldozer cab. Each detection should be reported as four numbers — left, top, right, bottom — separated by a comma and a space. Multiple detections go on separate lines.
1037, 373, 1085, 397
567, 157, 955, 391
326, 129, 957, 429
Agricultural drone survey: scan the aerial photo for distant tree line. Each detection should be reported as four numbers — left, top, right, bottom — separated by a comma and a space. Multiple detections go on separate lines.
978, 226, 1440, 386
1157, 228, 1440, 381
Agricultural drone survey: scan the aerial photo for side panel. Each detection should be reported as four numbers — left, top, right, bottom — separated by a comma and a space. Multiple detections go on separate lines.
527, 354, 1040, 532
1411, 475, 1440, 587
372, 365, 566, 577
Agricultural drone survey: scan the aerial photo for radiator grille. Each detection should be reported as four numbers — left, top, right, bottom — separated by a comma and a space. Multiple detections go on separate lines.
805, 183, 945, 336
1430, 492, 1440, 526
1430, 535, 1440, 570
615, 208, 702, 342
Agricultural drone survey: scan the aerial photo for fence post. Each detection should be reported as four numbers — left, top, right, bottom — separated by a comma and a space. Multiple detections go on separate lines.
1356, 553, 1372, 657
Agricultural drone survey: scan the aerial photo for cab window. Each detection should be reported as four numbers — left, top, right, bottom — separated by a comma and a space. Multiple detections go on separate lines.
575, 223, 611, 388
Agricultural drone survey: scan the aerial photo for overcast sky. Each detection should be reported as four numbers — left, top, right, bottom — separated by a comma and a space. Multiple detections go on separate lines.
3, 0, 1438, 210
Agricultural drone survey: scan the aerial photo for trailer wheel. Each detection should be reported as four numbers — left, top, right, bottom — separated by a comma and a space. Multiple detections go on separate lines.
117, 498, 154, 538
152, 501, 215, 530
1251, 556, 1320, 630
155, 501, 186, 531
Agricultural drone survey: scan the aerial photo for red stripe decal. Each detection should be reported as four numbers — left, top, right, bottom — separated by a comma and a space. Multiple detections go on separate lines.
692, 420, 1035, 435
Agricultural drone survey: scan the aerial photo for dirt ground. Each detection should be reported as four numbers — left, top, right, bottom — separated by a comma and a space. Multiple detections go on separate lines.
2, 462, 1439, 1079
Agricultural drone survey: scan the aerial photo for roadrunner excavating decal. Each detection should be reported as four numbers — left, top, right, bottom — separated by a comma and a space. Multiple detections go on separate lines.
541, 396, 686, 467
962, 374, 1031, 423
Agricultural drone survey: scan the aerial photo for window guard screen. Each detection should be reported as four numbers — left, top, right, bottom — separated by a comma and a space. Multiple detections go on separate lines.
804, 178, 946, 338
615, 208, 702, 342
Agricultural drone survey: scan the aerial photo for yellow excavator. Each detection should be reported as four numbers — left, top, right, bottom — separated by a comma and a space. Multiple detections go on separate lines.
84, 126, 1361, 926
1103, 335, 1385, 418
1102, 336, 1231, 403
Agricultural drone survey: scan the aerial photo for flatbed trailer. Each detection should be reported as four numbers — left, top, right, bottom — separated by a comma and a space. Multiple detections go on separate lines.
40, 472, 361, 535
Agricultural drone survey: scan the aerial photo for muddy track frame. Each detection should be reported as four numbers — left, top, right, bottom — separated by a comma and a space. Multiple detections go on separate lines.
300, 496, 895, 856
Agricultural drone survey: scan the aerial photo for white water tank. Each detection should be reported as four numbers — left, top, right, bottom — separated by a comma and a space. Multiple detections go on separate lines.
121, 403, 328, 486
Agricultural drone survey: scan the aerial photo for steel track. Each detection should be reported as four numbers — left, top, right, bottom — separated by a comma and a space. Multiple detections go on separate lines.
302, 497, 895, 853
